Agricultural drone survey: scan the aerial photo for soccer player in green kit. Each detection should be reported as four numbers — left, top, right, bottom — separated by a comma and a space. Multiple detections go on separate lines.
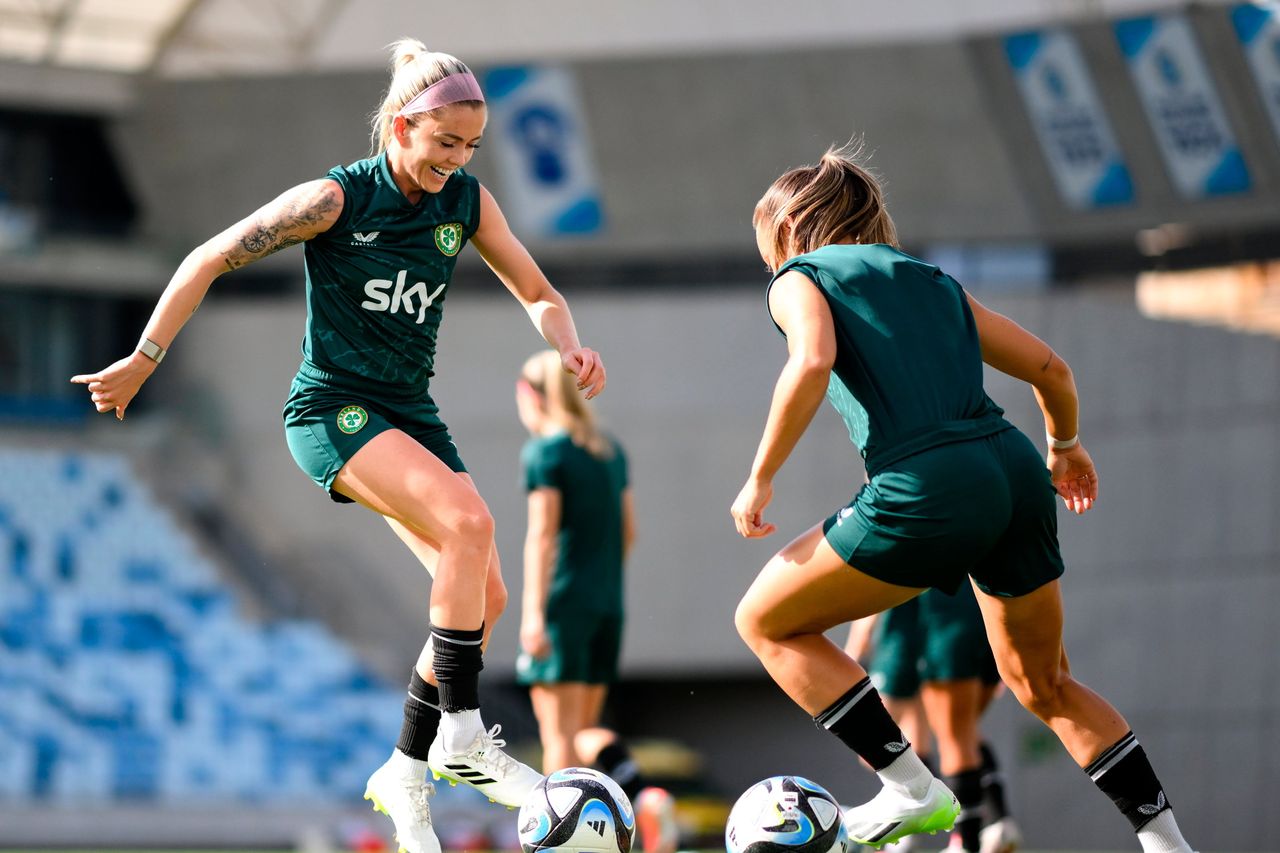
730, 145, 1197, 853
513, 349, 679, 853
71, 38, 605, 853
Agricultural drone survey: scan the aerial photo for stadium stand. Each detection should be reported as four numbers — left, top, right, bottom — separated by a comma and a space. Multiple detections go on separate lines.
0, 446, 406, 804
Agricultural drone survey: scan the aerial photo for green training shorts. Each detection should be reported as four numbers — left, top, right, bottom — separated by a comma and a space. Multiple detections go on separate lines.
515, 612, 623, 686
823, 427, 1065, 597
282, 368, 466, 504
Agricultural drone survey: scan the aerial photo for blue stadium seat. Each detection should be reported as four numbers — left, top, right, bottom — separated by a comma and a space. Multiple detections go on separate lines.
0, 447, 403, 804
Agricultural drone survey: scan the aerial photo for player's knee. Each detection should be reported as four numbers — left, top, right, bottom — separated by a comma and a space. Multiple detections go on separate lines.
485, 574, 508, 622
449, 504, 495, 550
1008, 666, 1069, 720
734, 596, 768, 648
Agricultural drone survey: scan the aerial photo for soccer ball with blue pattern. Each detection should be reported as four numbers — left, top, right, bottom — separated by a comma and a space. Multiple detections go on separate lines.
725, 776, 850, 853
518, 766, 635, 853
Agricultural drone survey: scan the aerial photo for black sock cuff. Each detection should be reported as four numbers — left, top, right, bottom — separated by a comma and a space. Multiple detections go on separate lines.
431, 624, 485, 645
1084, 731, 1138, 778
1087, 732, 1171, 831
979, 741, 997, 772
408, 670, 440, 708
814, 677, 876, 729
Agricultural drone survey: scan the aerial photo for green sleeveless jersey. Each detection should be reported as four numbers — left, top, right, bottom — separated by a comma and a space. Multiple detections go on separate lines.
300, 152, 481, 388
772, 244, 1012, 474
522, 431, 628, 616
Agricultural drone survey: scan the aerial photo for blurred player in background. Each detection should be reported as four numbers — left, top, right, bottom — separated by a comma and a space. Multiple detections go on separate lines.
72, 38, 607, 853
730, 144, 1196, 853
846, 590, 1021, 853
515, 349, 678, 853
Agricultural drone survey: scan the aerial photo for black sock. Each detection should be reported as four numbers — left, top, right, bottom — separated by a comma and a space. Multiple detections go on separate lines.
595, 740, 645, 800
431, 624, 484, 712
396, 670, 441, 760
979, 741, 1009, 822
1084, 731, 1171, 831
946, 769, 984, 852
920, 752, 938, 778
814, 677, 911, 771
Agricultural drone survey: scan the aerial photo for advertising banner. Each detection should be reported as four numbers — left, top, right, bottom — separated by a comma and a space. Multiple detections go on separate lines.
483, 65, 604, 237
1114, 14, 1252, 198
1005, 29, 1135, 209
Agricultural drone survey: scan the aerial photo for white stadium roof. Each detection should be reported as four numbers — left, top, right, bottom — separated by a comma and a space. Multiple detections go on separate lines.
0, 0, 1247, 77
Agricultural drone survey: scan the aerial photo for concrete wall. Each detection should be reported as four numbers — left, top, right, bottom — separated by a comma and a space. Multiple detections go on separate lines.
140, 276, 1280, 849
104, 4, 1280, 275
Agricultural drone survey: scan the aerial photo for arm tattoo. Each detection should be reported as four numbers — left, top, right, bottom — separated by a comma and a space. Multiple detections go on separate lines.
222, 183, 340, 271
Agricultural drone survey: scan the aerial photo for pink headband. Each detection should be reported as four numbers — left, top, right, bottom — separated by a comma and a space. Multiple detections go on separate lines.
397, 72, 485, 117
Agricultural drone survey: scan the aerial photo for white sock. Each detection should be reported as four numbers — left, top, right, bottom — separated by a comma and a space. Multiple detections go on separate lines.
438, 708, 484, 754
876, 750, 933, 799
389, 748, 430, 777
1137, 810, 1193, 853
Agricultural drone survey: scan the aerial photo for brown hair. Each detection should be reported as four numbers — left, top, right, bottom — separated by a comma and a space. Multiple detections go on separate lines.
753, 141, 899, 272
521, 350, 613, 459
370, 38, 482, 155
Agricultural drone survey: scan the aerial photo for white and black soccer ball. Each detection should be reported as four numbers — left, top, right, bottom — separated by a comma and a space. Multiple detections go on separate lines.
725, 775, 850, 853
517, 766, 636, 853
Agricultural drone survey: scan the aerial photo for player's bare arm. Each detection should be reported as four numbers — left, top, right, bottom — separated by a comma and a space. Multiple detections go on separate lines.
218, 179, 344, 271
472, 185, 606, 398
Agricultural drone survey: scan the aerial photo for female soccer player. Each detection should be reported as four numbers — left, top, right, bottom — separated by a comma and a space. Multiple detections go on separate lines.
514, 351, 678, 853
71, 40, 605, 853
731, 145, 1196, 853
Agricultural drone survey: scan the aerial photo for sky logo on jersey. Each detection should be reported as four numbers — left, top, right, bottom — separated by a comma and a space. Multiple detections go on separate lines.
352, 231, 380, 244
434, 222, 463, 256
361, 270, 448, 324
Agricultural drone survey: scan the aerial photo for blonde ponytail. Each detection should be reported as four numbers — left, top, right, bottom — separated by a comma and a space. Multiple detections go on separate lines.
369, 38, 477, 155
521, 350, 613, 459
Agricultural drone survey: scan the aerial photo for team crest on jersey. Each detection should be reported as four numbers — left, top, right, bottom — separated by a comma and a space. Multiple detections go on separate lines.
337, 405, 369, 435
434, 222, 463, 257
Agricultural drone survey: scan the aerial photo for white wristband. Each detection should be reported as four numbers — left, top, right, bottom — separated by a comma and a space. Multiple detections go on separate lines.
1048, 433, 1079, 450
137, 338, 167, 364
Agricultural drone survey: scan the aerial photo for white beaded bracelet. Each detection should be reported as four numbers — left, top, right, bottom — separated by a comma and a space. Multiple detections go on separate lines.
1048, 433, 1079, 450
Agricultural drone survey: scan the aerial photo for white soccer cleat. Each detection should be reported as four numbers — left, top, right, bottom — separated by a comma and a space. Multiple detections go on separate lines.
843, 777, 959, 849
363, 753, 441, 853
978, 816, 1022, 853
427, 723, 544, 808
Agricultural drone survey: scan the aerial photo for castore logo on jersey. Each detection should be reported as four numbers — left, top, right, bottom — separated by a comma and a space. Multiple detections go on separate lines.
362, 270, 447, 324
352, 231, 380, 244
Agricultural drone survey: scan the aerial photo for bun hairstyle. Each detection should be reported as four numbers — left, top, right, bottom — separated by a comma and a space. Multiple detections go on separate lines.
370, 38, 480, 154
753, 141, 899, 273
521, 350, 613, 459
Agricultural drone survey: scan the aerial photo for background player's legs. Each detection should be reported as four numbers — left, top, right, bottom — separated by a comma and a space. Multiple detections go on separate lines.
529, 682, 594, 772
921, 679, 984, 851
735, 525, 955, 846
974, 580, 1192, 852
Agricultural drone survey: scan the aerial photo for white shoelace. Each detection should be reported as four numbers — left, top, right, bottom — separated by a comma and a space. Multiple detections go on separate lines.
469, 724, 520, 778
407, 779, 435, 825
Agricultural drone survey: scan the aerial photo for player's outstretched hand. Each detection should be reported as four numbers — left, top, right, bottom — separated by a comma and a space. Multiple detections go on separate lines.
70, 352, 157, 421
731, 477, 777, 538
561, 346, 606, 399
1048, 442, 1098, 515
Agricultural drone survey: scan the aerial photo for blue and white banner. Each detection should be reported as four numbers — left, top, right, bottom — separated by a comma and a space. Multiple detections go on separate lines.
482, 65, 604, 238
1231, 2, 1280, 147
1114, 14, 1252, 198
1004, 29, 1134, 209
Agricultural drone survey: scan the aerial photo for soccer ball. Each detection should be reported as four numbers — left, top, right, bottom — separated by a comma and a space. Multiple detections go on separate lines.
517, 766, 636, 853
725, 775, 850, 853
